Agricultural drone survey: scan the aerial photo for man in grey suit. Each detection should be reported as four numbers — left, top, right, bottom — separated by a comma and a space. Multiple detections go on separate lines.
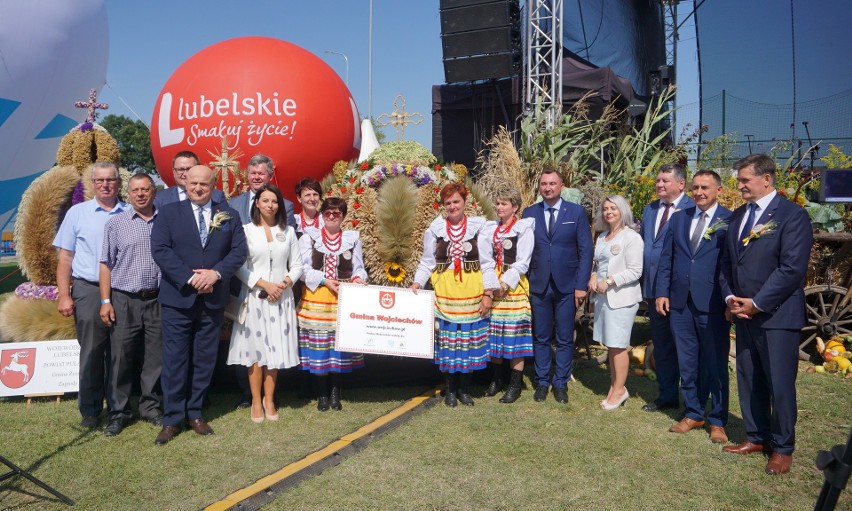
227, 153, 296, 409
154, 150, 225, 208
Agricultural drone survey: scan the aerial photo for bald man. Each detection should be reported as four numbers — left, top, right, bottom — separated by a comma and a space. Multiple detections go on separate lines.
150, 165, 246, 445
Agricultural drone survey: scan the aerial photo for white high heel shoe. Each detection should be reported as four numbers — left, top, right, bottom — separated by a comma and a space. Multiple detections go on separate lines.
601, 389, 629, 411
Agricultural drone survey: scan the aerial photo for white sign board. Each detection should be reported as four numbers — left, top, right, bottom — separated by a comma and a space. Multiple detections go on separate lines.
335, 283, 435, 359
0, 340, 79, 397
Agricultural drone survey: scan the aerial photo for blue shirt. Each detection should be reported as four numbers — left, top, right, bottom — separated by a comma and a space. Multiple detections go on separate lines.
53, 199, 128, 282
101, 209, 160, 292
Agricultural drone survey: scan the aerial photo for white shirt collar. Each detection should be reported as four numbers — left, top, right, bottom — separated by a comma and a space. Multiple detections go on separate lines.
751, 190, 777, 212
696, 202, 718, 219
544, 198, 563, 211
667, 192, 686, 207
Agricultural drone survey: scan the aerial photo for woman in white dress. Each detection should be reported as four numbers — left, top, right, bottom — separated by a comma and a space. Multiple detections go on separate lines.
588, 195, 643, 411
228, 184, 303, 423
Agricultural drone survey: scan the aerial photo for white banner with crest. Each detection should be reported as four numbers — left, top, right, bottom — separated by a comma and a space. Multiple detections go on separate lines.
335, 284, 435, 359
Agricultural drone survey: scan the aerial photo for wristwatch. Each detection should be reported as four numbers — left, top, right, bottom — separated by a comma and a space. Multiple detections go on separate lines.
605, 277, 615, 287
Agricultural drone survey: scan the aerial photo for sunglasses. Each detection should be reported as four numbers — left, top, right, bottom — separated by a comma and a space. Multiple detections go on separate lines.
322, 210, 343, 219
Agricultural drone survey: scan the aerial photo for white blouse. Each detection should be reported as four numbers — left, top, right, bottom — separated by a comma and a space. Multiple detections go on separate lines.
481, 217, 535, 291
413, 216, 496, 289
299, 228, 367, 291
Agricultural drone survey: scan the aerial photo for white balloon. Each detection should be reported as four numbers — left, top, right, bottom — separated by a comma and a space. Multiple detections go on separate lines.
0, 0, 108, 229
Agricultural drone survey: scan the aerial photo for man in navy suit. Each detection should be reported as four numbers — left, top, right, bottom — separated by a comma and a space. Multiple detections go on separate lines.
719, 154, 812, 475
153, 150, 225, 209
150, 165, 247, 445
227, 153, 295, 409
522, 168, 593, 403
640, 163, 695, 412
656, 170, 732, 442
229, 153, 296, 228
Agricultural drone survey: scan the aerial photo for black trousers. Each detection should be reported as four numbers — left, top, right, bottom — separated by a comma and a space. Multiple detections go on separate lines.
108, 290, 163, 421
72, 279, 111, 418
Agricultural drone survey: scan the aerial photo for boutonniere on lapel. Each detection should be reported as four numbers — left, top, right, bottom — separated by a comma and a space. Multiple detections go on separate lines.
702, 218, 729, 240
209, 211, 232, 231
741, 220, 777, 246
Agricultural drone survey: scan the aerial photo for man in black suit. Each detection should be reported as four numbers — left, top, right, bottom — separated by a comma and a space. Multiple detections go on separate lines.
719, 154, 813, 475
150, 165, 247, 445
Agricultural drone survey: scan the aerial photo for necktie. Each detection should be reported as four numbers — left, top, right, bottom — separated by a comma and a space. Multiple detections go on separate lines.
690, 212, 706, 253
547, 207, 556, 238
657, 202, 672, 237
739, 203, 757, 252
198, 207, 208, 246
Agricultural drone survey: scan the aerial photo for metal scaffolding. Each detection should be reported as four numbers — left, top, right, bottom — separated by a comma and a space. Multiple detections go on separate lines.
524, 0, 563, 127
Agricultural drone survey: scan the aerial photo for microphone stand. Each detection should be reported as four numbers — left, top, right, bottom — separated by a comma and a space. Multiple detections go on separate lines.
802, 121, 819, 172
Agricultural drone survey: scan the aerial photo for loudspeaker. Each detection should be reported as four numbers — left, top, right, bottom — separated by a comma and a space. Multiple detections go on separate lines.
440, 0, 498, 9
440, 0, 521, 82
441, 26, 520, 59
440, 1, 519, 35
443, 53, 520, 83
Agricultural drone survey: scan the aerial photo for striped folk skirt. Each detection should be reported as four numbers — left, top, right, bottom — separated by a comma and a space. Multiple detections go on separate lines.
431, 269, 489, 373
488, 274, 533, 359
296, 285, 364, 374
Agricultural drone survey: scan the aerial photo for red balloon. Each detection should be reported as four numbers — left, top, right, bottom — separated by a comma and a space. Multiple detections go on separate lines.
151, 37, 361, 200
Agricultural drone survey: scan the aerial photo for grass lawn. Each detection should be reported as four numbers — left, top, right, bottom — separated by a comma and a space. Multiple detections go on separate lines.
271, 364, 850, 511
1, 324, 849, 510
0, 385, 429, 510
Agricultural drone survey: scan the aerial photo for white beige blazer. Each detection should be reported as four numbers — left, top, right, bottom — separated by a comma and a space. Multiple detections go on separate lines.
595, 228, 643, 309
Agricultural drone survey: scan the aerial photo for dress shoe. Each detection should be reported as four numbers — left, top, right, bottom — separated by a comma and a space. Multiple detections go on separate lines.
188, 418, 214, 436
499, 369, 524, 404
144, 415, 164, 428
234, 398, 251, 410
484, 363, 503, 397
457, 373, 474, 406
601, 389, 629, 411
722, 441, 771, 455
329, 386, 343, 411
155, 425, 181, 445
250, 407, 264, 424
533, 386, 548, 402
263, 404, 279, 421
709, 426, 728, 444
444, 373, 458, 407
103, 418, 128, 437
552, 387, 569, 404
669, 417, 705, 433
79, 416, 100, 429
641, 401, 678, 412
317, 396, 330, 412
765, 453, 793, 475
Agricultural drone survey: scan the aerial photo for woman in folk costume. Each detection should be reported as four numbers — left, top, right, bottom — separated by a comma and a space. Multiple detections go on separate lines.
293, 178, 324, 236
227, 184, 303, 423
481, 188, 534, 403
411, 183, 498, 407
297, 197, 368, 411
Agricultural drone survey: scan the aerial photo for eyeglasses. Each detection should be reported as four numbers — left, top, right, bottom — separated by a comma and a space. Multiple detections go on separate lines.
173, 167, 193, 174
93, 178, 118, 185
322, 210, 343, 219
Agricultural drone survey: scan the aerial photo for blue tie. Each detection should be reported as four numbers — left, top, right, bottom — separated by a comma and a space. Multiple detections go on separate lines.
198, 207, 208, 246
739, 203, 757, 252
547, 207, 556, 238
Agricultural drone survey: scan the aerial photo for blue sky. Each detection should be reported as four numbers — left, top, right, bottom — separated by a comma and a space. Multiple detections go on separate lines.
100, 1, 852, 153
101, 1, 444, 149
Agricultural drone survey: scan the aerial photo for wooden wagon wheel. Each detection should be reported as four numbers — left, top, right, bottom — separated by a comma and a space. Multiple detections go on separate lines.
800, 284, 852, 358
